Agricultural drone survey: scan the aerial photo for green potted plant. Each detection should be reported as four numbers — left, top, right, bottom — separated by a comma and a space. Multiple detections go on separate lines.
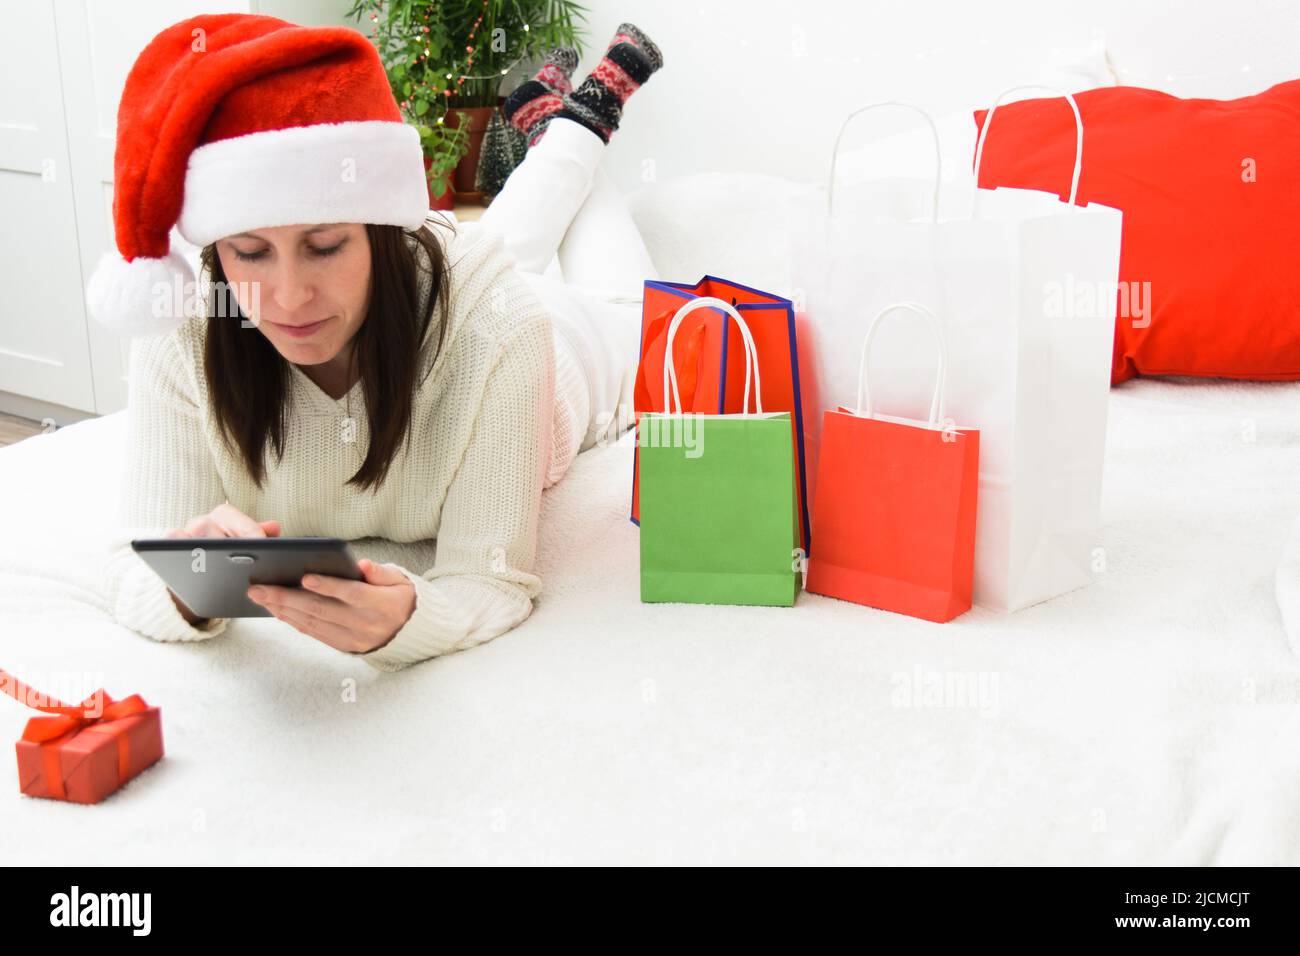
348, 0, 588, 206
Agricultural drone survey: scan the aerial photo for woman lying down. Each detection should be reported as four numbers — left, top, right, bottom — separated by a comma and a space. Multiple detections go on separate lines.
88, 14, 663, 671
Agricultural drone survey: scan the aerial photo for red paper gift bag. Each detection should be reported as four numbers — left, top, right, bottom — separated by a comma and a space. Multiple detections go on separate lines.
805, 302, 979, 622
1, 668, 164, 804
630, 276, 812, 554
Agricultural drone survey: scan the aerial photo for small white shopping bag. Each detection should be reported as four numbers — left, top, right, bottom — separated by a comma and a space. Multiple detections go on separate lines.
795, 90, 1123, 612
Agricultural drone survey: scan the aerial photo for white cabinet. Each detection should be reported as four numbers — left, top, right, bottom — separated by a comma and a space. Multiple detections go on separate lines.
0, 0, 352, 421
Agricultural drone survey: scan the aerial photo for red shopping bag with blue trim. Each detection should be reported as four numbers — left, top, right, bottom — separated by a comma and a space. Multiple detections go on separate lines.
630, 276, 812, 555
805, 302, 980, 622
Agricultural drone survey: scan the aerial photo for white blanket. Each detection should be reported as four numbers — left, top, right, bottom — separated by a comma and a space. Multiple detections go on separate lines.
2, 369, 1299, 864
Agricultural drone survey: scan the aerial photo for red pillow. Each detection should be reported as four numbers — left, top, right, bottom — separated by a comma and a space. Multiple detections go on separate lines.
973, 80, 1300, 384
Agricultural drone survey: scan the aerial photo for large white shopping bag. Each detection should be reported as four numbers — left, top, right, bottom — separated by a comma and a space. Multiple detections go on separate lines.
795, 90, 1123, 612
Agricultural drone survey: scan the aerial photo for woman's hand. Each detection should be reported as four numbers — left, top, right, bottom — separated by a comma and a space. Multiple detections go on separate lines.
164, 502, 281, 625
246, 559, 416, 655
166, 501, 281, 540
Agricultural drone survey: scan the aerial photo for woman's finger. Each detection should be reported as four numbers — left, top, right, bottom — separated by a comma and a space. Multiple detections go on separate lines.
253, 584, 352, 627
265, 604, 361, 653
256, 583, 388, 645
359, 559, 412, 587
247, 584, 296, 607
299, 573, 369, 605
188, 516, 230, 538
212, 502, 266, 537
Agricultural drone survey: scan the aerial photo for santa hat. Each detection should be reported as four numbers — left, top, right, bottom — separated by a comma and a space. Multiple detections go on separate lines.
86, 13, 430, 337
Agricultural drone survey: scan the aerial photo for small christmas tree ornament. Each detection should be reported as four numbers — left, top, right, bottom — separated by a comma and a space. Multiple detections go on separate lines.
475, 107, 527, 199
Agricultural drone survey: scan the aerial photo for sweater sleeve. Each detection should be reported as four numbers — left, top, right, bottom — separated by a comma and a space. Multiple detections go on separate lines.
102, 328, 233, 642
354, 313, 556, 672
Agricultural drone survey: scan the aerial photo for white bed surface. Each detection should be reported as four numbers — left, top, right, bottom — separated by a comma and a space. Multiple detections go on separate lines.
1, 370, 1299, 864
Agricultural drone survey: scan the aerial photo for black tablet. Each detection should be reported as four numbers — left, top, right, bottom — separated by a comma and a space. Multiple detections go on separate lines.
130, 536, 364, 619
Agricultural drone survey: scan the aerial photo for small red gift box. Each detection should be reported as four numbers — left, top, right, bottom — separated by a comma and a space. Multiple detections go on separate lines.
1, 668, 164, 804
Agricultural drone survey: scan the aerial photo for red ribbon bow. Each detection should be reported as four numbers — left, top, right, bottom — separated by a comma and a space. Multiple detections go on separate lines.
1, 667, 149, 800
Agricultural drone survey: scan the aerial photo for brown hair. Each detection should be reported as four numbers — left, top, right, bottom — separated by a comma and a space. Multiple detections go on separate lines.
199, 221, 452, 493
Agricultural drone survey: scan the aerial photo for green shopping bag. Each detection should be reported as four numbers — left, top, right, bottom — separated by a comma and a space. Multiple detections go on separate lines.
639, 297, 801, 607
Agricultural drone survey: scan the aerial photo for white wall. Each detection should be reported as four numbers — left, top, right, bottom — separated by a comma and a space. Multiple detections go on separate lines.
565, 0, 1300, 193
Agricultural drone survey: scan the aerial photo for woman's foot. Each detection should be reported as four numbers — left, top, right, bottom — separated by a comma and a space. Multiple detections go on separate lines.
536, 46, 579, 94
503, 47, 579, 146
608, 22, 663, 72
557, 24, 663, 144
503, 24, 663, 147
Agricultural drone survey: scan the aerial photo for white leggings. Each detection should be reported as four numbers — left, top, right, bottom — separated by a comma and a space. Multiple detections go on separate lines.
477, 117, 659, 488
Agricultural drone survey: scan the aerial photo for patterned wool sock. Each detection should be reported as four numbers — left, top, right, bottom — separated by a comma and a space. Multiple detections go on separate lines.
608, 22, 663, 72
535, 46, 578, 94
556, 25, 662, 144
502, 47, 579, 144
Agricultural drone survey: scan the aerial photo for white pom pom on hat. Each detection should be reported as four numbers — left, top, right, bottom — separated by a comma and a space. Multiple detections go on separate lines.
85, 249, 197, 339
86, 12, 430, 338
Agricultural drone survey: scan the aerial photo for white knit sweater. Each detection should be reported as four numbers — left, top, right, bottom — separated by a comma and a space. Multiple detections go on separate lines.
102, 218, 570, 672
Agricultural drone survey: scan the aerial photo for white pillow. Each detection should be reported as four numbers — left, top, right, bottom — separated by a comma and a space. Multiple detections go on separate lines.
624, 172, 821, 299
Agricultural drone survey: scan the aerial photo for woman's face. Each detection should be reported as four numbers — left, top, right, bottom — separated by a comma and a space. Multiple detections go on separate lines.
216, 222, 371, 366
